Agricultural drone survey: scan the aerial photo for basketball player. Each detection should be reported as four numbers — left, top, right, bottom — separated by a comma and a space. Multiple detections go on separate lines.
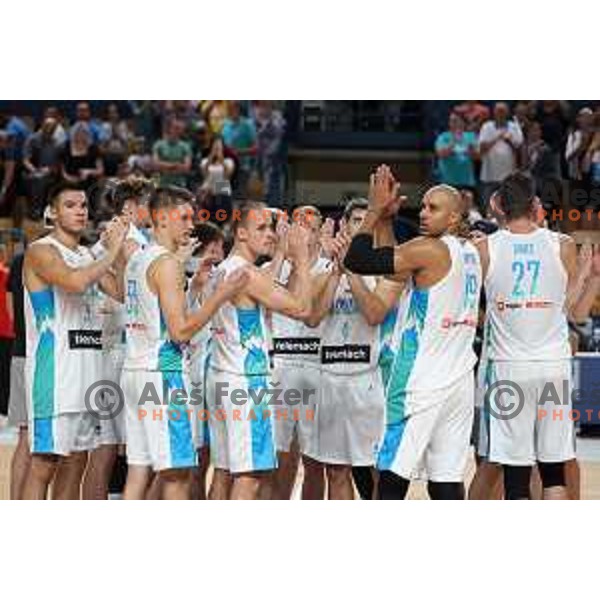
270, 205, 331, 500
187, 222, 226, 499
475, 177, 599, 500
345, 166, 482, 500
22, 183, 129, 500
205, 202, 314, 500
81, 180, 154, 499
121, 186, 248, 500
306, 197, 403, 500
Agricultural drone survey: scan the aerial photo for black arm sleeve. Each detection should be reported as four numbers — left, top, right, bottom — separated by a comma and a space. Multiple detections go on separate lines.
344, 233, 395, 275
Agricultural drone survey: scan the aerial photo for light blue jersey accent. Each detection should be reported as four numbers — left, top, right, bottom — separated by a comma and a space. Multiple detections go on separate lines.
162, 370, 196, 468
378, 306, 399, 389
32, 418, 54, 454
29, 288, 56, 421
236, 308, 275, 470
377, 289, 429, 470
158, 310, 184, 372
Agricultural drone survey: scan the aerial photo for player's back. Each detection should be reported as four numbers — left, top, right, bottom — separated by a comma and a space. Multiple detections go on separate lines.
206, 253, 270, 377
123, 243, 185, 372
485, 228, 570, 361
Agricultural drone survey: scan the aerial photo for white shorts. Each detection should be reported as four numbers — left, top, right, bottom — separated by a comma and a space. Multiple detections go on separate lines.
121, 369, 198, 471
377, 372, 474, 482
306, 368, 384, 466
481, 360, 576, 466
8, 356, 27, 428
29, 412, 100, 456
205, 367, 277, 474
190, 365, 209, 451
98, 352, 126, 446
272, 361, 319, 454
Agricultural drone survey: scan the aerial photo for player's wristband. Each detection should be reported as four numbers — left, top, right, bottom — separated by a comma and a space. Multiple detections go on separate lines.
344, 233, 395, 275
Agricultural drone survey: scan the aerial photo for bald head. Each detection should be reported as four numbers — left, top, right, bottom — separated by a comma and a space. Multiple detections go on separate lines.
420, 185, 464, 237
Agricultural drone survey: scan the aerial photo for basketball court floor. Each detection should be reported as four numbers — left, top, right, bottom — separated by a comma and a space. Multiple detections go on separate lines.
2, 424, 600, 499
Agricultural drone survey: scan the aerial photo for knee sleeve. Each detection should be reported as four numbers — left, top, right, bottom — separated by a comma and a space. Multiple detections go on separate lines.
377, 470, 409, 500
538, 461, 566, 489
427, 481, 465, 500
352, 466, 374, 500
503, 465, 532, 500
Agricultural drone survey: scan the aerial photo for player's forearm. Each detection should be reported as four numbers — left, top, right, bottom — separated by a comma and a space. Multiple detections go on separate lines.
571, 276, 600, 324
286, 261, 313, 321
347, 274, 388, 326
62, 254, 118, 294
375, 217, 396, 248
344, 216, 396, 276
306, 269, 341, 327
178, 292, 223, 342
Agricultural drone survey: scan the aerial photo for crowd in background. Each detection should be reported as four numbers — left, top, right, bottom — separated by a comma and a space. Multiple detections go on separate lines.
0, 100, 287, 228
434, 101, 600, 223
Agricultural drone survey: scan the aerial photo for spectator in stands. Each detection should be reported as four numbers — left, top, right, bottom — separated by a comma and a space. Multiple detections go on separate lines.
23, 117, 62, 219
521, 121, 561, 197
566, 107, 595, 181
255, 101, 286, 206
100, 103, 131, 176
61, 122, 104, 199
72, 101, 104, 144
43, 106, 67, 145
478, 102, 523, 205
202, 101, 229, 135
584, 119, 600, 188
453, 101, 490, 132
513, 101, 533, 134
200, 136, 235, 220
0, 244, 14, 418
0, 130, 16, 222
1, 114, 31, 163
222, 101, 257, 198
152, 118, 192, 188
535, 101, 570, 182
434, 112, 478, 188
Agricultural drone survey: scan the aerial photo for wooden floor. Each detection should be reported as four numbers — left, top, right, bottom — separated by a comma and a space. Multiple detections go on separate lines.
2, 442, 600, 499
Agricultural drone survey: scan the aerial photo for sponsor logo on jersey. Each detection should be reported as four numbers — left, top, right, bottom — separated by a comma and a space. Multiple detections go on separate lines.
69, 329, 103, 350
321, 344, 371, 364
272, 337, 321, 355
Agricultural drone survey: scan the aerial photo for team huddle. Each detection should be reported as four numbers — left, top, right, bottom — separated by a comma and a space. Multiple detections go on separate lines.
7, 166, 600, 500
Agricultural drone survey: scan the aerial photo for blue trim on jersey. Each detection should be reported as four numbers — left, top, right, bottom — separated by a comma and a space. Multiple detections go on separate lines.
377, 289, 428, 472
248, 373, 277, 471
32, 417, 54, 454
378, 307, 399, 389
236, 308, 275, 470
29, 288, 56, 419
158, 310, 184, 371
385, 289, 429, 425
163, 371, 196, 469
377, 420, 407, 471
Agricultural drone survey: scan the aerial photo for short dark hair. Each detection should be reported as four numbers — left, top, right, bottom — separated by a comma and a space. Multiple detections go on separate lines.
232, 201, 268, 235
48, 181, 85, 208
494, 172, 536, 220
192, 222, 225, 256
147, 186, 194, 224
343, 197, 369, 221
113, 175, 154, 213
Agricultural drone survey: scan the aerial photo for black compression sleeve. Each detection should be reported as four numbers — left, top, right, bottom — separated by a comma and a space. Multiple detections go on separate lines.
343, 233, 395, 275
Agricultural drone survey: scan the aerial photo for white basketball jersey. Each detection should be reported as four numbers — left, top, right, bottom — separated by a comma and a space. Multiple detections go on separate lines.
320, 274, 379, 375
188, 286, 213, 385
25, 236, 103, 415
123, 243, 187, 372
387, 236, 482, 412
101, 293, 127, 374
207, 254, 270, 376
485, 228, 570, 361
272, 257, 331, 367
